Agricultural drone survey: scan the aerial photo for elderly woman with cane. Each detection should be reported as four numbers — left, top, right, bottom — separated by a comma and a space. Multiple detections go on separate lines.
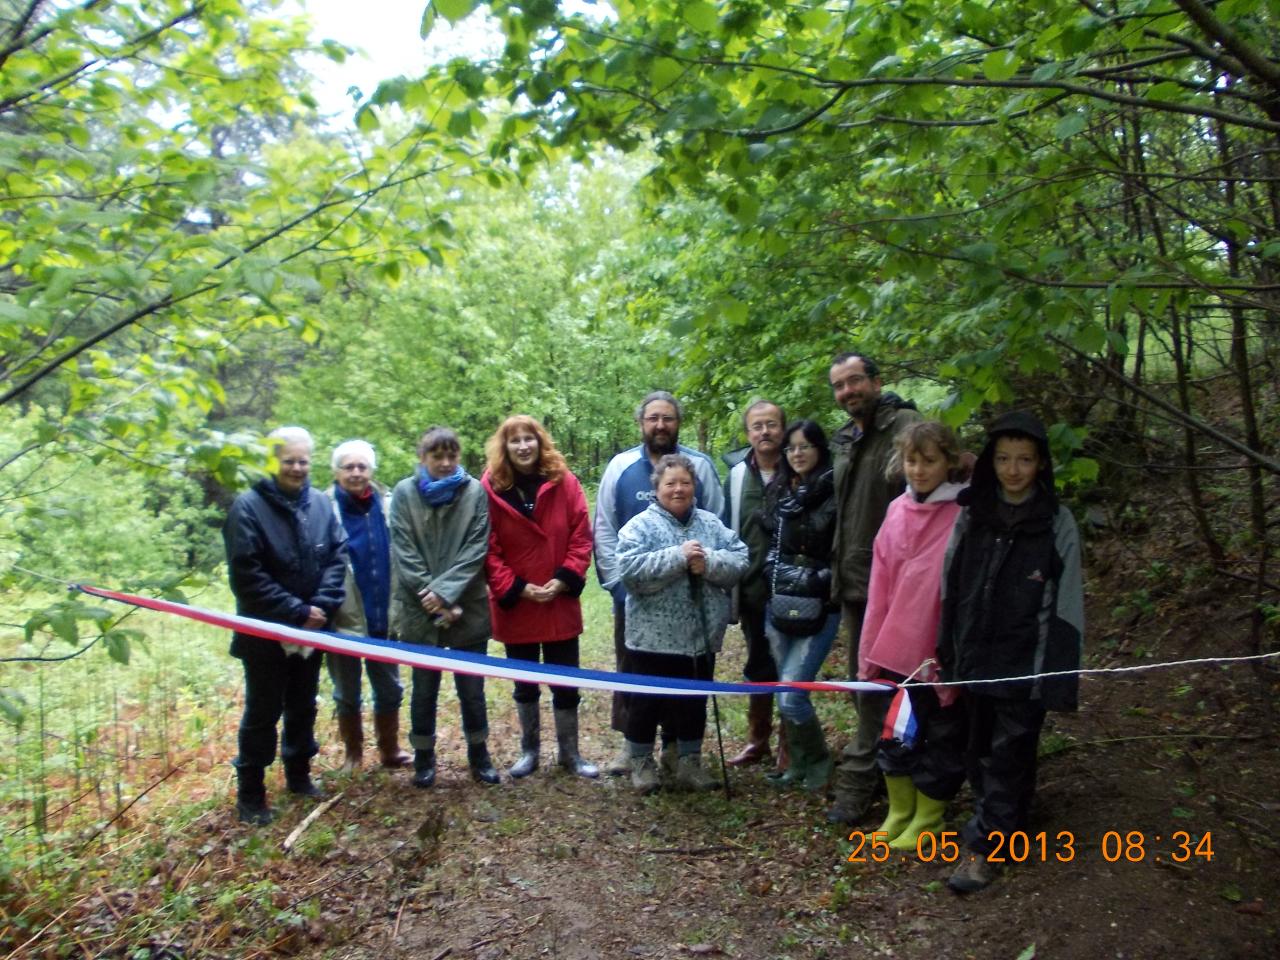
615, 453, 748, 793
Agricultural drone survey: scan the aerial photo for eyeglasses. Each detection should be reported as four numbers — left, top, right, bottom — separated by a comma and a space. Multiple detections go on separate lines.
785, 443, 816, 455
747, 420, 781, 433
280, 458, 310, 468
642, 415, 677, 425
831, 373, 870, 389
338, 463, 370, 472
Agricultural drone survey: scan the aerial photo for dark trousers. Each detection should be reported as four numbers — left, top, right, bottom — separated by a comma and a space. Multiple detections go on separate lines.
235, 651, 323, 771
740, 597, 779, 683
504, 637, 581, 709
834, 600, 891, 799
610, 599, 629, 732
408, 638, 489, 750
611, 602, 675, 744
961, 695, 1047, 855
877, 685, 968, 801
624, 649, 715, 746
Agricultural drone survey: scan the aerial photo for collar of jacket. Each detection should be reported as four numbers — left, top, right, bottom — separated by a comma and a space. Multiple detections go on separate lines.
650, 502, 696, 526
254, 476, 310, 512
833, 392, 917, 446
775, 467, 835, 514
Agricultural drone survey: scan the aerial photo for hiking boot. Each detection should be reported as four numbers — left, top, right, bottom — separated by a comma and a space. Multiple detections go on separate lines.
826, 768, 884, 824
948, 855, 999, 894
659, 741, 678, 779
674, 754, 719, 792
630, 755, 660, 794
605, 739, 631, 777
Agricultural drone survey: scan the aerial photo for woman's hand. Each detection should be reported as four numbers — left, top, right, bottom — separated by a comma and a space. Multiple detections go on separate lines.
682, 540, 707, 576
521, 579, 565, 603
521, 582, 550, 603
418, 588, 444, 614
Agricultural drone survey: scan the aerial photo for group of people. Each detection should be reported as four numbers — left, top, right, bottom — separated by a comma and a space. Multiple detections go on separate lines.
223, 352, 1083, 895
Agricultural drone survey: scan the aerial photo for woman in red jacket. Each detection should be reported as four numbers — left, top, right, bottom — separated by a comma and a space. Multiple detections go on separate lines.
482, 415, 598, 779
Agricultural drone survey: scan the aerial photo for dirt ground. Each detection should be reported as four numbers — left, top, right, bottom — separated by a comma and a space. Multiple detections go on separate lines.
36, 492, 1280, 960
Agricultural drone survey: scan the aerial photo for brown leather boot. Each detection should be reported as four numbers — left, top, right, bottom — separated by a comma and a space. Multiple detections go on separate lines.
337, 713, 363, 774
373, 712, 412, 768
728, 694, 773, 767
774, 713, 790, 774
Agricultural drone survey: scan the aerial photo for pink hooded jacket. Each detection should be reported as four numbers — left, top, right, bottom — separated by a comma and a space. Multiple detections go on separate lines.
858, 481, 966, 706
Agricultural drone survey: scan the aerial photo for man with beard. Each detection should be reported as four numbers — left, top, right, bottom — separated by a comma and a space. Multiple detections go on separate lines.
594, 390, 724, 774
824, 354, 921, 825
721, 400, 787, 769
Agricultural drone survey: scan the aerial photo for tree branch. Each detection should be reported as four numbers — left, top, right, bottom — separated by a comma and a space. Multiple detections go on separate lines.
1049, 333, 1280, 475
1172, 0, 1280, 93
0, 168, 448, 405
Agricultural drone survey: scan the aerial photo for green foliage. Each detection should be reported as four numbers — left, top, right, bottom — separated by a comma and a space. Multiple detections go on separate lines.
408, 0, 1277, 483
272, 154, 681, 482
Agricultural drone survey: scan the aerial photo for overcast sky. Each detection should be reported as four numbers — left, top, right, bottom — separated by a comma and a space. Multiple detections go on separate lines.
289, 0, 502, 127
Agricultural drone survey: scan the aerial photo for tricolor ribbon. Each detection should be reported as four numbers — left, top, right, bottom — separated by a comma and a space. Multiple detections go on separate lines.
881, 687, 918, 748
76, 584, 899, 699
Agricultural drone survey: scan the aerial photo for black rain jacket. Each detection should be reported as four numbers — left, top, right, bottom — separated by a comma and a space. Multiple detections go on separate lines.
936, 411, 1085, 712
223, 478, 348, 662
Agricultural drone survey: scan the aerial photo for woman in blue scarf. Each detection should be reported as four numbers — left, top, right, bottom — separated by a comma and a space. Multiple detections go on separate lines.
388, 427, 498, 788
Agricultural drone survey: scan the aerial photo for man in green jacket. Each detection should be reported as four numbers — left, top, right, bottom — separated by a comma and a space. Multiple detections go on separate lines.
826, 353, 921, 825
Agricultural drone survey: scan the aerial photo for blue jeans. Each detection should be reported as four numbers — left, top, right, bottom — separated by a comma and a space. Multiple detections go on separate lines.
325, 651, 404, 716
766, 609, 839, 724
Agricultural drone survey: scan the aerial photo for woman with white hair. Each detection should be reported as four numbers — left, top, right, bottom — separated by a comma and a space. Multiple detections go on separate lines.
224, 426, 348, 825
326, 439, 411, 772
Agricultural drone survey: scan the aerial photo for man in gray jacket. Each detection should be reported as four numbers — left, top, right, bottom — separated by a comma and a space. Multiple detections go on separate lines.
825, 354, 921, 825
721, 399, 786, 768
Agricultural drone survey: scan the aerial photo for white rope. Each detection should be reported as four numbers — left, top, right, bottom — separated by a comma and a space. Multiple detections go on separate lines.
900, 652, 1280, 689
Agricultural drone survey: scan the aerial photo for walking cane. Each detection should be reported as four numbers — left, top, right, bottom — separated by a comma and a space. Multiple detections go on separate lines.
688, 571, 732, 801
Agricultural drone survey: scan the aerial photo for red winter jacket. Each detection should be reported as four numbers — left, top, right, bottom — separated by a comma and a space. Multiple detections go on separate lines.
481, 469, 592, 645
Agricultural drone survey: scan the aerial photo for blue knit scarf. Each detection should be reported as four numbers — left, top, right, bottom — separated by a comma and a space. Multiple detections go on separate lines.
416, 465, 470, 506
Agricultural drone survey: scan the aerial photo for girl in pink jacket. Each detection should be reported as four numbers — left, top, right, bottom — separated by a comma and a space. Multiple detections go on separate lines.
858, 421, 967, 851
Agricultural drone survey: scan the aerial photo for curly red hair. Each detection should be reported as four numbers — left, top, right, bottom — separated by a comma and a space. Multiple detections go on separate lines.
484, 415, 568, 491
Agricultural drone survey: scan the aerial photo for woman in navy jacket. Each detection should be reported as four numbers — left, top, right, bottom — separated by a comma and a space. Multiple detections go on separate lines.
224, 427, 348, 825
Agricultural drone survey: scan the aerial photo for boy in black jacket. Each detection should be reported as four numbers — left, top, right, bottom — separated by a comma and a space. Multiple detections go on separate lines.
937, 411, 1084, 893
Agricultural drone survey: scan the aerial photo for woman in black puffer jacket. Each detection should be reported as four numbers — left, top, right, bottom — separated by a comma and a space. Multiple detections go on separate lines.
759, 419, 840, 792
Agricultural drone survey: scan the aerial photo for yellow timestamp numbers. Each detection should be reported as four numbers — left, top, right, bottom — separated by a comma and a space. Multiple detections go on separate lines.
846, 830, 1214, 865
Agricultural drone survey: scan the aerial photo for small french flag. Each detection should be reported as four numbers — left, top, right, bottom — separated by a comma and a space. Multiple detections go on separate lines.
882, 687, 918, 748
